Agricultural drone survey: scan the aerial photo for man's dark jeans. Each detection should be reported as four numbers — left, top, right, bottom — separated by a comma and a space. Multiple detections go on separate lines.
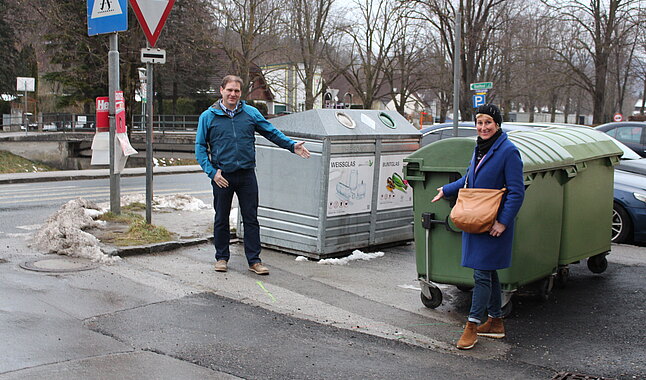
211, 168, 261, 265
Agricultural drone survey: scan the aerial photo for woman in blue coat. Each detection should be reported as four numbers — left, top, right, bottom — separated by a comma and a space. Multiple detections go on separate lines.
431, 104, 525, 350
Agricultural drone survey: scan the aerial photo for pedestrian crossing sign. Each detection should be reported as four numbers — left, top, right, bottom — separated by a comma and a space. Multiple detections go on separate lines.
87, 0, 128, 36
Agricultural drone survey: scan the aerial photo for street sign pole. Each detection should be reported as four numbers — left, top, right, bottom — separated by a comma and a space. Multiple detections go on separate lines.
130, 0, 176, 223
109, 33, 121, 214
145, 48, 154, 224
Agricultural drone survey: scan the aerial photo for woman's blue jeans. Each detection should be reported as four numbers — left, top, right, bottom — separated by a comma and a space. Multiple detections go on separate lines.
468, 269, 502, 324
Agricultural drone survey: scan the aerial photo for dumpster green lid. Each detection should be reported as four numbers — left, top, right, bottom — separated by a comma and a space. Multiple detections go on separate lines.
404, 134, 575, 175
508, 132, 575, 174
404, 138, 475, 174
268, 109, 421, 139
529, 126, 623, 162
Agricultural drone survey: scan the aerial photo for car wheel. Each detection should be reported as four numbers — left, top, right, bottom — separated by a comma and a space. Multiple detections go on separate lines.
611, 202, 632, 243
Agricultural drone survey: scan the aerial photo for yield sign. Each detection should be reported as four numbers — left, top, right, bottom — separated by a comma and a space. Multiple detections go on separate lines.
130, 0, 175, 47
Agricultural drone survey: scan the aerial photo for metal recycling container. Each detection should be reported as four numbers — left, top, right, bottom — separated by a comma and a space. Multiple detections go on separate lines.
404, 130, 581, 310
525, 127, 622, 269
244, 109, 421, 259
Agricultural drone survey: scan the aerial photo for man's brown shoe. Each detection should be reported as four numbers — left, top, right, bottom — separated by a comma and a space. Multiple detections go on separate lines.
248, 262, 269, 275
214, 260, 228, 272
456, 321, 478, 350
477, 317, 505, 338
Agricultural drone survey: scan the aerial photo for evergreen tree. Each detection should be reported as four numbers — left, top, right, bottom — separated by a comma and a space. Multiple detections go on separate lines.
0, 0, 19, 95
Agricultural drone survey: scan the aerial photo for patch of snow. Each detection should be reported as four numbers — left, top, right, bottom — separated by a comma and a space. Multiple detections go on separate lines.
295, 256, 309, 262
317, 250, 384, 265
103, 193, 209, 212
32, 198, 120, 264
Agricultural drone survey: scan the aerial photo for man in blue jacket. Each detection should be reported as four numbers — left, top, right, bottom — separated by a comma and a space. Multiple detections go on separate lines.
195, 75, 310, 275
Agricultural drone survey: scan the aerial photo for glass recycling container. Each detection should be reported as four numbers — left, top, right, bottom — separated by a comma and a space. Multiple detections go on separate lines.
242, 109, 421, 259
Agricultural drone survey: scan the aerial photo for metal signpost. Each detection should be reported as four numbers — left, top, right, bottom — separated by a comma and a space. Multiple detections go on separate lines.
16, 77, 35, 135
470, 82, 493, 111
130, 0, 175, 223
87, 0, 128, 214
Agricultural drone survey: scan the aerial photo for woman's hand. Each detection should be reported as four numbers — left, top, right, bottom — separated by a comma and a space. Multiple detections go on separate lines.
431, 187, 444, 202
490, 220, 506, 237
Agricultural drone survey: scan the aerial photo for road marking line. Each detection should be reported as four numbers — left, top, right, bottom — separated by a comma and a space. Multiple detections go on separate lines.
0, 190, 212, 205
256, 281, 277, 302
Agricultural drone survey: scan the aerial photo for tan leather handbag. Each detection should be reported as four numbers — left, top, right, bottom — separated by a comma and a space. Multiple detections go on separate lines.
449, 174, 506, 234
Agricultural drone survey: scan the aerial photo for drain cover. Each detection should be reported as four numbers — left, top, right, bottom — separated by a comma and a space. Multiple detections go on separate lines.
20, 257, 99, 273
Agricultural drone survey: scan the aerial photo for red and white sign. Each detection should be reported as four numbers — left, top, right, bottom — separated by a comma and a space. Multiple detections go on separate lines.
115, 91, 126, 134
130, 0, 175, 47
613, 113, 623, 122
96, 97, 110, 132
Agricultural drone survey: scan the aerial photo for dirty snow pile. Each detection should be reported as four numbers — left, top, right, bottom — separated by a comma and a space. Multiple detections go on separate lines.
302, 250, 385, 265
32, 198, 119, 264
112, 193, 209, 211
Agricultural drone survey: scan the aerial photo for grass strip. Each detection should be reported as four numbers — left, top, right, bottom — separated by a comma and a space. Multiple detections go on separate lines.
0, 150, 57, 173
99, 211, 173, 246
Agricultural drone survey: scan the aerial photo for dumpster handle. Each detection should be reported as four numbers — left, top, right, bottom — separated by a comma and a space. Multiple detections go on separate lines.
421, 212, 461, 233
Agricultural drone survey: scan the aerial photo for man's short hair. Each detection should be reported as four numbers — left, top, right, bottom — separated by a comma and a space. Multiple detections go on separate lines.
221, 75, 243, 89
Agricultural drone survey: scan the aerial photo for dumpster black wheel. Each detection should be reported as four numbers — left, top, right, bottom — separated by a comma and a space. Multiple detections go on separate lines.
587, 254, 608, 274
556, 266, 569, 289
501, 301, 513, 318
420, 288, 442, 308
456, 285, 473, 292
538, 276, 554, 301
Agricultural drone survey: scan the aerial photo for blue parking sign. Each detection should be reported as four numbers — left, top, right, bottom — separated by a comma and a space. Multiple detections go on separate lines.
473, 94, 486, 108
87, 0, 128, 36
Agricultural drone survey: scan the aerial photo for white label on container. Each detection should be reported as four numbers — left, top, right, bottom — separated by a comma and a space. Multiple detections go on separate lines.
327, 155, 375, 217
377, 154, 413, 210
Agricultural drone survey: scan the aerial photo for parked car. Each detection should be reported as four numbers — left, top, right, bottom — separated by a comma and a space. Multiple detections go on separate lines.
595, 121, 646, 158
419, 122, 536, 147
613, 167, 646, 244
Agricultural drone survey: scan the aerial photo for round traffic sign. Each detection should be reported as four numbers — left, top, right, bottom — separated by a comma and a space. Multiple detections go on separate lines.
613, 113, 623, 122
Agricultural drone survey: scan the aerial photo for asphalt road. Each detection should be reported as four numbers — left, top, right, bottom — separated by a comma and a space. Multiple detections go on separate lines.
0, 174, 644, 379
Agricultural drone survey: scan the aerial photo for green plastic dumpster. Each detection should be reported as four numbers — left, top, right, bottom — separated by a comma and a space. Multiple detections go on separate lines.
404, 131, 578, 312
523, 127, 623, 273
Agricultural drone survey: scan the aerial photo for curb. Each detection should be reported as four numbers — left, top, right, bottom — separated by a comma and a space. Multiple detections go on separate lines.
107, 235, 240, 257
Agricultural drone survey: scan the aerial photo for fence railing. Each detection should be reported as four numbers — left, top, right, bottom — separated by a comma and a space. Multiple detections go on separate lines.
1, 113, 199, 133
131, 114, 199, 132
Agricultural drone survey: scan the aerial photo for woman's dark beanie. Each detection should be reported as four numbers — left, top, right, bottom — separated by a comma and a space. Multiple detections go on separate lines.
475, 103, 502, 126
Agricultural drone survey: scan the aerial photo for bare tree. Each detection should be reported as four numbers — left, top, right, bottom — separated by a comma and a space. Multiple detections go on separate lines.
330, 0, 400, 109
211, 0, 284, 98
383, 6, 429, 116
543, 0, 639, 123
409, 0, 510, 121
282, 0, 337, 110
